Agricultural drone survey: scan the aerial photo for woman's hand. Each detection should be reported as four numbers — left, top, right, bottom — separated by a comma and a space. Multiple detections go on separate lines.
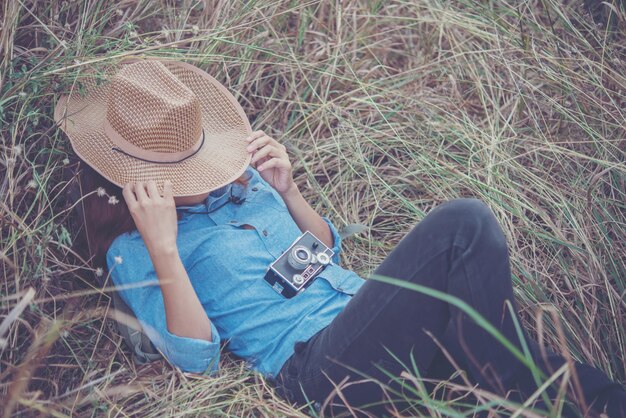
246, 130, 296, 195
122, 179, 178, 256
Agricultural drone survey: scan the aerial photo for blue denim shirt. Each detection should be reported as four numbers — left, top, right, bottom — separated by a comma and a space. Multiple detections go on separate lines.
105, 166, 365, 378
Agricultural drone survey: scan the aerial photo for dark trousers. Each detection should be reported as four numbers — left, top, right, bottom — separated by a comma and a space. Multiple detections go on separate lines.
273, 199, 626, 417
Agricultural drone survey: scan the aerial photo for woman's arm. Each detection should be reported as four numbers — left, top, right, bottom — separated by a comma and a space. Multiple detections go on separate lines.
122, 180, 213, 342
150, 245, 212, 342
245, 130, 337, 250
279, 183, 335, 250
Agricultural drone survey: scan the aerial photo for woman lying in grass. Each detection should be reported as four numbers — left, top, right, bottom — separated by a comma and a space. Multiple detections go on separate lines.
56, 59, 626, 417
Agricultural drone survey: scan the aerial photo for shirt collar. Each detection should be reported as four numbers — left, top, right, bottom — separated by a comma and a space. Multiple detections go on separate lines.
175, 166, 253, 214
176, 183, 232, 214
207, 183, 233, 211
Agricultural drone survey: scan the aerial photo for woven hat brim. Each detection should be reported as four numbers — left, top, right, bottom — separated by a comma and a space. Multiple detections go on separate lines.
54, 58, 252, 197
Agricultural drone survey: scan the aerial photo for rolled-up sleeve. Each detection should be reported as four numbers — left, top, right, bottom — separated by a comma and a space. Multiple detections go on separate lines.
106, 241, 221, 375
152, 318, 221, 375
321, 215, 343, 265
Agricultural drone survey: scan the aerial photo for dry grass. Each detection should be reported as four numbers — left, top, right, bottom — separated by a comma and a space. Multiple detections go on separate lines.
1, 0, 624, 416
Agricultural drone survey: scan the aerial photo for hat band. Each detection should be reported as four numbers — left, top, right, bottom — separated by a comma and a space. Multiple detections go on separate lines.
104, 118, 205, 164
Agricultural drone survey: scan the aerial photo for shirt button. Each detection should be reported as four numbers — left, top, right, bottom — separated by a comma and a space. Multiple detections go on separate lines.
262, 229, 268, 236
252, 187, 258, 192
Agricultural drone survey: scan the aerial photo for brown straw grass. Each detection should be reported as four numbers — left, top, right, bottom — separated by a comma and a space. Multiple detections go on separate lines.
1, 0, 624, 416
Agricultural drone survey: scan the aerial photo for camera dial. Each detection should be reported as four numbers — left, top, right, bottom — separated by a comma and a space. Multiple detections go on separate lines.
293, 274, 305, 285
316, 252, 331, 265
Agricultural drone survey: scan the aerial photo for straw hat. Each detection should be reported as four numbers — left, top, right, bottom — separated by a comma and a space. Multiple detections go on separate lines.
54, 57, 252, 197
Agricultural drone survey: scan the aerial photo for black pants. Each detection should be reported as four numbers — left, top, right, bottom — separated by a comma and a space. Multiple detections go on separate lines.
273, 199, 626, 417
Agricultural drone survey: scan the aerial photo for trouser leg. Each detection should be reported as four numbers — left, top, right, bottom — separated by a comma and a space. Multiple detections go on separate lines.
277, 198, 527, 415
275, 198, 626, 417
510, 338, 626, 417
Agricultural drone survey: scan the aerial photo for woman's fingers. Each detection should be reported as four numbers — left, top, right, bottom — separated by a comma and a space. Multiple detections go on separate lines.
124, 180, 172, 208
244, 130, 265, 149
122, 182, 138, 210
257, 156, 288, 171
250, 144, 280, 166
245, 131, 293, 183
146, 180, 160, 200
246, 135, 271, 152
246, 130, 265, 142
163, 179, 173, 201
133, 181, 149, 203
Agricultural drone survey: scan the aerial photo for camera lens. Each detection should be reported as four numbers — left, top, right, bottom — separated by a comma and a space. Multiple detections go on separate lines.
288, 245, 311, 269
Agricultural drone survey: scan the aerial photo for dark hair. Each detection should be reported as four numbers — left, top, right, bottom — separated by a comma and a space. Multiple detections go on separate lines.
71, 158, 250, 273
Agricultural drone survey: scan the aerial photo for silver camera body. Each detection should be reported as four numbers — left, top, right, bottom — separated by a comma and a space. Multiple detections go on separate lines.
263, 230, 334, 298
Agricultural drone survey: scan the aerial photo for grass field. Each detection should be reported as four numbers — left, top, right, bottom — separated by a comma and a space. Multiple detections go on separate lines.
1, 0, 625, 416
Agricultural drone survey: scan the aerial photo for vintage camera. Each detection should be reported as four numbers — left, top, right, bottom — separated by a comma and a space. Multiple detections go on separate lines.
263, 231, 334, 298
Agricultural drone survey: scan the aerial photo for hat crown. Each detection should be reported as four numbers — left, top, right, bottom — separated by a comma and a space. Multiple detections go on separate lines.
106, 61, 202, 153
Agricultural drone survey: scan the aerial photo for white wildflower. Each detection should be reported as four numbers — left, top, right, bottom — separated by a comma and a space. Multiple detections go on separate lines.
114, 255, 123, 265
191, 25, 199, 35
13, 144, 22, 155
27, 179, 37, 189
96, 187, 106, 197
18, 91, 27, 98
129, 30, 138, 38
95, 267, 104, 277
63, 157, 70, 165
61, 330, 69, 338
116, 9, 123, 16
108, 195, 119, 205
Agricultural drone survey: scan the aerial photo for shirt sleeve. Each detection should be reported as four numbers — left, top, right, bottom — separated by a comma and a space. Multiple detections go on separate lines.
321, 215, 343, 265
106, 239, 221, 375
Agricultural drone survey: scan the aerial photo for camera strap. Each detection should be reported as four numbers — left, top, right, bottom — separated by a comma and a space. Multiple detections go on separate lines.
229, 180, 248, 204
338, 223, 369, 240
